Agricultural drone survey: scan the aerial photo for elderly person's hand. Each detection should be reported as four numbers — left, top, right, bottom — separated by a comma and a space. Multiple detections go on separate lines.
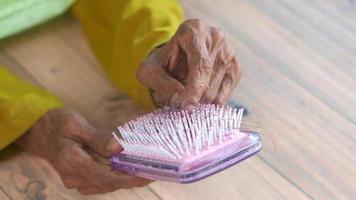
137, 19, 243, 110
16, 109, 152, 195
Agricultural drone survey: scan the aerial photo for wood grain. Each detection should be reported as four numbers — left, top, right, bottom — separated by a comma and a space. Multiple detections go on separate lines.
0, 0, 355, 199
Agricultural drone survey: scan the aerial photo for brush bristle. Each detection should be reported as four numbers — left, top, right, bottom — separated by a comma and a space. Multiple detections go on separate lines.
113, 104, 244, 160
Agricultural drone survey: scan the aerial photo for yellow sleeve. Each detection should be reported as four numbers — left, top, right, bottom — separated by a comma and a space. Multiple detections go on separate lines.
72, 0, 184, 108
0, 67, 63, 150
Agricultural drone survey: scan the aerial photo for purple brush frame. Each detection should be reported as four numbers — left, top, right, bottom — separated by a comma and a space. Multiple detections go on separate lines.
112, 131, 261, 183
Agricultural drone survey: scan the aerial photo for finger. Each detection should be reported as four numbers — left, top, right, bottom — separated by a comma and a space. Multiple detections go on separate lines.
62, 112, 122, 157
58, 160, 98, 189
213, 58, 242, 104
202, 45, 233, 103
213, 75, 234, 105
168, 26, 224, 86
207, 27, 225, 58
137, 58, 185, 106
78, 176, 149, 195
87, 147, 115, 166
80, 128, 123, 157
70, 146, 119, 190
62, 176, 90, 189
78, 186, 106, 195
105, 175, 153, 190
176, 22, 213, 110
77, 178, 150, 195
72, 146, 152, 191
99, 170, 153, 190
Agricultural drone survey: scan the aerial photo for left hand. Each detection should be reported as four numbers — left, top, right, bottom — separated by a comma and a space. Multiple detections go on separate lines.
137, 19, 243, 110
16, 109, 152, 195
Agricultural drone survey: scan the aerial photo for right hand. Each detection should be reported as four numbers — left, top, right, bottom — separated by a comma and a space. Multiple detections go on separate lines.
137, 19, 243, 110
16, 108, 152, 195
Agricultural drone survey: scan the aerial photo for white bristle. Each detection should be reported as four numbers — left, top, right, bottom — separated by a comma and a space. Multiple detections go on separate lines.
116, 104, 244, 160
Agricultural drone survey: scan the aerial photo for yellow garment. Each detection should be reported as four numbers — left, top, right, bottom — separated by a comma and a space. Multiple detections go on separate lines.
0, 0, 183, 150
0, 68, 63, 149
72, 0, 183, 107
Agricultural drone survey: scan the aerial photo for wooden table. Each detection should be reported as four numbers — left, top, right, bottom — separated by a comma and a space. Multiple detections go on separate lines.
0, 0, 355, 199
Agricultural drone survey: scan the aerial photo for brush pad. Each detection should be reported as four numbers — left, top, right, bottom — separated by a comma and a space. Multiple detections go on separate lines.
111, 104, 262, 183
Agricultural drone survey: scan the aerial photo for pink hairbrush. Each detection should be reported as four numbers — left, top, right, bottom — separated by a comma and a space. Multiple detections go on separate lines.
112, 104, 261, 183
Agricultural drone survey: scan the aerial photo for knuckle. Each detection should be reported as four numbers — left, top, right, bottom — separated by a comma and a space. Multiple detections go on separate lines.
61, 110, 81, 121
62, 177, 79, 189
216, 46, 236, 68
233, 58, 243, 77
216, 51, 229, 66
179, 19, 205, 36
191, 82, 207, 94
178, 25, 198, 39
200, 57, 214, 70
61, 116, 86, 137
136, 62, 150, 81
211, 27, 225, 40
185, 19, 204, 27
225, 46, 235, 59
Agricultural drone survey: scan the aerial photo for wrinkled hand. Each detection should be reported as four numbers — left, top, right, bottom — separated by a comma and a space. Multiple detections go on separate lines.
16, 109, 152, 195
137, 19, 243, 110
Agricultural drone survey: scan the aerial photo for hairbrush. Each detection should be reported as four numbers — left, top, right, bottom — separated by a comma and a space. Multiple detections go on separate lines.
111, 104, 262, 183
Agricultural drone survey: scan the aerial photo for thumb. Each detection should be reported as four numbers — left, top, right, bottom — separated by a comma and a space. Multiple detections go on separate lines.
137, 61, 184, 106
80, 129, 123, 157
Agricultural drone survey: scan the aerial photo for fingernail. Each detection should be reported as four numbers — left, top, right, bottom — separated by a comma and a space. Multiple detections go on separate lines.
108, 138, 122, 153
170, 92, 180, 106
183, 104, 195, 112
200, 96, 208, 104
